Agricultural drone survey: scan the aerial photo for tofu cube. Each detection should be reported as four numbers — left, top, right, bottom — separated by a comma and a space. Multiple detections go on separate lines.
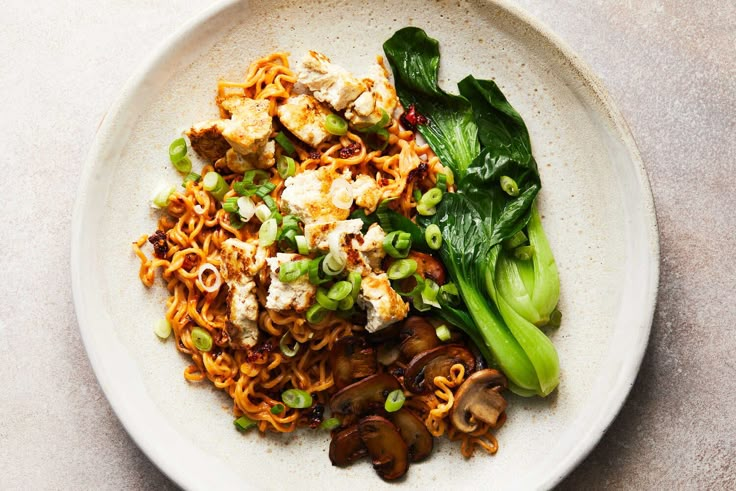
345, 63, 398, 128
277, 94, 333, 147
221, 97, 273, 155
304, 219, 364, 250
297, 51, 366, 111
280, 167, 351, 224
357, 272, 410, 333
354, 223, 386, 271
352, 175, 382, 213
266, 253, 316, 312
186, 120, 229, 162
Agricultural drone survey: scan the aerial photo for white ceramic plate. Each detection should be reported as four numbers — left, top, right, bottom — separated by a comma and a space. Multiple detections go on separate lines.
71, 1, 659, 489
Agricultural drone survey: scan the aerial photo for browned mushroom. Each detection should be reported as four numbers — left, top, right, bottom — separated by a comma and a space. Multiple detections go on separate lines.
407, 251, 446, 285
329, 373, 400, 416
389, 409, 434, 462
329, 336, 377, 390
450, 369, 508, 433
358, 415, 409, 480
399, 316, 440, 359
403, 345, 475, 394
329, 425, 368, 467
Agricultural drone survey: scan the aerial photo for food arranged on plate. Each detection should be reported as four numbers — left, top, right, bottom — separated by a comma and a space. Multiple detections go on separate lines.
134, 27, 562, 480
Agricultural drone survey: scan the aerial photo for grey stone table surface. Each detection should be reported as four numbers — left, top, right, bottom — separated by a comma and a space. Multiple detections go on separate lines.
1, 0, 733, 489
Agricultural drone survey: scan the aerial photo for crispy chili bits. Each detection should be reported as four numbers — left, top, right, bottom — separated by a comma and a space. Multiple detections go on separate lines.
338, 142, 362, 159
305, 403, 325, 428
246, 339, 274, 364
148, 230, 169, 258
308, 150, 321, 160
407, 162, 429, 183
400, 104, 429, 131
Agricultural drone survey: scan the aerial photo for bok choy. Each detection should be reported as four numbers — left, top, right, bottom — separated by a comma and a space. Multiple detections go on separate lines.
384, 27, 561, 396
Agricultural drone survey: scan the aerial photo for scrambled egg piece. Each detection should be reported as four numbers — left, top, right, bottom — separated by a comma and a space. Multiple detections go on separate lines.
280, 166, 351, 224
277, 94, 333, 147
219, 238, 268, 348
351, 175, 382, 213
357, 272, 410, 333
297, 51, 366, 111
266, 253, 316, 312
345, 63, 398, 128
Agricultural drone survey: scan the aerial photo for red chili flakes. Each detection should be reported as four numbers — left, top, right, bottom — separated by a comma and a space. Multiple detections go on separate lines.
407, 162, 429, 183
400, 104, 429, 131
148, 230, 169, 258
338, 142, 361, 159
308, 150, 321, 160
182, 253, 199, 271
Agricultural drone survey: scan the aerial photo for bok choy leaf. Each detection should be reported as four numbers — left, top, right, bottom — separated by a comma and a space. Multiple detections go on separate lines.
384, 27, 561, 397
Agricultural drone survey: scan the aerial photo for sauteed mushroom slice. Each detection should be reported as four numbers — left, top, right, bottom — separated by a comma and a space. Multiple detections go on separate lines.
450, 369, 508, 433
407, 251, 446, 285
329, 373, 401, 416
329, 335, 377, 390
358, 415, 409, 481
329, 425, 368, 467
399, 316, 440, 359
389, 409, 433, 462
404, 345, 475, 394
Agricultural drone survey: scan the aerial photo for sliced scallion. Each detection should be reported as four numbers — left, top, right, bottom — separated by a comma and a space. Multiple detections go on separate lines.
279, 260, 309, 283
383, 230, 412, 258
275, 132, 296, 156
435, 324, 451, 342
255, 203, 272, 223
270, 404, 285, 415
182, 172, 201, 187
256, 182, 276, 199
393, 273, 425, 297
173, 155, 192, 174
281, 388, 313, 409
306, 303, 329, 323
419, 187, 443, 208
169, 137, 187, 164
308, 256, 330, 285
295, 235, 310, 255
320, 417, 341, 430
500, 175, 519, 197
258, 218, 278, 246
154, 318, 172, 339
152, 185, 176, 209
425, 224, 442, 250
316, 288, 338, 310
234, 415, 257, 431
327, 281, 352, 301
237, 196, 256, 221
384, 389, 406, 413
322, 252, 346, 276
325, 114, 348, 136
387, 259, 417, 280
348, 271, 362, 300
202, 171, 228, 201
436, 172, 448, 192
277, 155, 296, 179
279, 332, 300, 358
337, 295, 354, 311
191, 327, 213, 352
222, 197, 239, 214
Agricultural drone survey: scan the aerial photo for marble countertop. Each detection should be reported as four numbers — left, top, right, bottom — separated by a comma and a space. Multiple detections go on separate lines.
1, 0, 733, 488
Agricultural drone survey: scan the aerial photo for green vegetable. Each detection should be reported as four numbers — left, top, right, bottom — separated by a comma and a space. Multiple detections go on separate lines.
308, 256, 330, 285
154, 319, 172, 340
327, 281, 352, 301
270, 404, 285, 415
316, 288, 338, 310
435, 324, 451, 342
384, 27, 560, 397
383, 231, 412, 258
234, 415, 257, 431
281, 389, 313, 409
387, 259, 417, 280
279, 332, 300, 357
277, 156, 296, 178
182, 172, 201, 187
320, 417, 341, 430
258, 218, 278, 246
325, 114, 348, 135
383, 27, 480, 176
202, 171, 228, 201
191, 327, 212, 352
279, 260, 309, 283
425, 223, 442, 250
275, 132, 296, 156
348, 271, 362, 300
384, 389, 406, 412
306, 303, 329, 323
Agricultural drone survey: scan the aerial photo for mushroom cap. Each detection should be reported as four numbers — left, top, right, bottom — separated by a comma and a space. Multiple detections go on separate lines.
403, 344, 475, 394
329, 425, 367, 467
329, 373, 400, 417
450, 369, 508, 433
329, 335, 377, 390
389, 408, 434, 462
358, 415, 409, 480
398, 316, 440, 360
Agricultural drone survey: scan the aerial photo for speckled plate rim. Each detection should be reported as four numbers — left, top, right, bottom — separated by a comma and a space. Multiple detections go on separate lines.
71, 1, 659, 489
